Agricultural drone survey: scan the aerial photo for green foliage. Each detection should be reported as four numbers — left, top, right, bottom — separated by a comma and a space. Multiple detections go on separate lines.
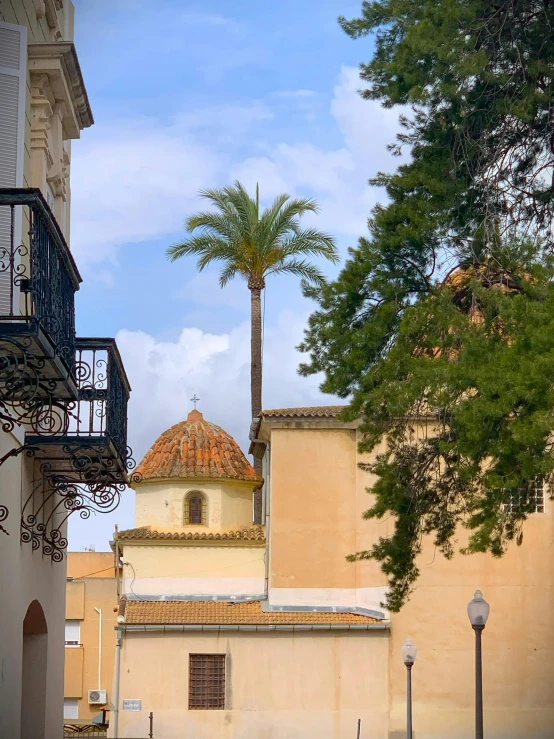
300, 0, 554, 610
167, 181, 338, 287
339, 0, 554, 252
304, 243, 554, 611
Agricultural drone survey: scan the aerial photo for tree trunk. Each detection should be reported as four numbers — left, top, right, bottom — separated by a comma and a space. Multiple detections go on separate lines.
250, 286, 263, 421
250, 285, 263, 522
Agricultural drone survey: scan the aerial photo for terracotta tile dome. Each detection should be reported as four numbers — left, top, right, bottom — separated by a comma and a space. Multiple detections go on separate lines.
135, 410, 262, 485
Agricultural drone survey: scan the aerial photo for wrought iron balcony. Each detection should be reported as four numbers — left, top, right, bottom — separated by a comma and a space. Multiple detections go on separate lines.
21, 339, 133, 561
0, 188, 81, 431
25, 338, 132, 483
0, 189, 135, 558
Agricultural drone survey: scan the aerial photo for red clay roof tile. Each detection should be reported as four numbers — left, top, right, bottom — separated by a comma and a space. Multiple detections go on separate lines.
117, 526, 265, 542
262, 405, 346, 418
135, 411, 262, 484
124, 600, 382, 626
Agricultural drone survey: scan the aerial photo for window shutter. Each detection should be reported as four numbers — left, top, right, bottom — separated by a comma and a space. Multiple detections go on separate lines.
64, 620, 81, 644
0, 21, 27, 314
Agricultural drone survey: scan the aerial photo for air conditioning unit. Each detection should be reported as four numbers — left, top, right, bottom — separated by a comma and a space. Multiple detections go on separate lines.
88, 689, 107, 705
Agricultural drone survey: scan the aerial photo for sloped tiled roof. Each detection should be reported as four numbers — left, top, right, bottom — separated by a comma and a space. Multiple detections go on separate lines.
117, 526, 265, 542
124, 599, 382, 626
262, 406, 346, 418
135, 410, 262, 484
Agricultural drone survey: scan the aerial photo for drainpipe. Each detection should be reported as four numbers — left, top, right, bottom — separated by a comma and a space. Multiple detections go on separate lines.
93, 607, 102, 690
113, 624, 123, 738
264, 444, 271, 598
114, 525, 120, 600
251, 439, 270, 598
249, 418, 270, 598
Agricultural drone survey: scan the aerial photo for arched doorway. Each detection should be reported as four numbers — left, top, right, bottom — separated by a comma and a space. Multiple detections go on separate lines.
21, 600, 48, 739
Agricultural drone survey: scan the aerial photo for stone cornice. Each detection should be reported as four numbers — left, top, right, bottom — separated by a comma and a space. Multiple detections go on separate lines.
28, 43, 93, 137
132, 475, 261, 491
117, 525, 266, 548
119, 538, 266, 548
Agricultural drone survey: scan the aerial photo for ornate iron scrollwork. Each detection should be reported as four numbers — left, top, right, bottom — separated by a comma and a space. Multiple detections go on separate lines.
0, 335, 74, 434
0, 505, 8, 536
0, 445, 41, 536
0, 190, 80, 436
21, 472, 125, 562
19, 443, 139, 559
0, 191, 133, 557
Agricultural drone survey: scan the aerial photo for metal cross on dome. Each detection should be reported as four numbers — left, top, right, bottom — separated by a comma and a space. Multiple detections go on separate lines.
190, 394, 200, 410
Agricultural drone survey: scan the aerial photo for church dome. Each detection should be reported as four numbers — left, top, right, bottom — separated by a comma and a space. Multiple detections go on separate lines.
135, 410, 262, 485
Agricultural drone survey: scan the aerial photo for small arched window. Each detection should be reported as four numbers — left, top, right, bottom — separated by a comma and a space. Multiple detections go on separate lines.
184, 491, 207, 525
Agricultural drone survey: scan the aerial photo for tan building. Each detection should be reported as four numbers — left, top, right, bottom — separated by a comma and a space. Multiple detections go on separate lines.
113, 406, 554, 739
0, 3, 131, 738
64, 552, 119, 723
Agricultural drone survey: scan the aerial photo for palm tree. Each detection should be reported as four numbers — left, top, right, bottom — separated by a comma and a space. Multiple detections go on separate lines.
167, 180, 338, 475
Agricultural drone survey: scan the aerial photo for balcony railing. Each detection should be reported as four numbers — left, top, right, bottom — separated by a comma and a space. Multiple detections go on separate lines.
0, 189, 81, 413
25, 338, 132, 482
20, 339, 132, 560
0, 188, 133, 558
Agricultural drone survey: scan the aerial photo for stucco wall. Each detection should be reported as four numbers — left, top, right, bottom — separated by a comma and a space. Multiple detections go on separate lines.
134, 480, 254, 531
121, 544, 265, 597
387, 512, 554, 739
0, 432, 67, 739
64, 647, 84, 698
67, 551, 116, 580
115, 630, 389, 739
65, 554, 119, 720
267, 426, 386, 614
264, 419, 554, 739
0, 3, 87, 737
66, 580, 85, 619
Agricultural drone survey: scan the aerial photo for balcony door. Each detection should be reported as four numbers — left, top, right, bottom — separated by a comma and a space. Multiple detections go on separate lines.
0, 21, 26, 314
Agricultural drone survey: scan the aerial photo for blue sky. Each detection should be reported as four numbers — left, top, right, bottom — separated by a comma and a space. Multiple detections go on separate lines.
68, 0, 399, 549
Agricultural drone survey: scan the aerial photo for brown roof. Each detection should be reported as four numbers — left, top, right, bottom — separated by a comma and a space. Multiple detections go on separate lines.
262, 405, 346, 418
124, 600, 382, 626
135, 410, 262, 484
117, 526, 265, 542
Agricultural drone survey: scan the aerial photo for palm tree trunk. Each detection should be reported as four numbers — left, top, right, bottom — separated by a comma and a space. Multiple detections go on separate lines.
250, 284, 263, 523
250, 286, 263, 421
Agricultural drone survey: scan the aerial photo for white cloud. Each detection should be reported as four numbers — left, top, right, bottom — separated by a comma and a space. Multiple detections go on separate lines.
233, 67, 405, 238
68, 310, 334, 549
70, 119, 221, 270
118, 309, 332, 463
70, 66, 404, 274
173, 271, 247, 309
70, 102, 272, 272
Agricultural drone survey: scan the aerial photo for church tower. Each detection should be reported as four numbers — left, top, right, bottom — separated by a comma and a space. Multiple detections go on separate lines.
117, 409, 265, 599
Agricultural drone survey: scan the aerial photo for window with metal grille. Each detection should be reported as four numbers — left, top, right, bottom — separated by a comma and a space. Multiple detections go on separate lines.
503, 478, 545, 514
184, 492, 207, 525
189, 654, 225, 710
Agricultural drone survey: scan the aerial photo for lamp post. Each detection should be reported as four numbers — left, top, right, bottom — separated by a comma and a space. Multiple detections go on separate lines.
467, 590, 490, 739
401, 637, 417, 739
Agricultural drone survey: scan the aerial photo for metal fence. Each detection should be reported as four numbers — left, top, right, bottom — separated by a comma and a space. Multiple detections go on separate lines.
63, 728, 107, 738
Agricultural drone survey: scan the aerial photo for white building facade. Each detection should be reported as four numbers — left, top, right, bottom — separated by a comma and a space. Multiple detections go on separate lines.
0, 3, 131, 737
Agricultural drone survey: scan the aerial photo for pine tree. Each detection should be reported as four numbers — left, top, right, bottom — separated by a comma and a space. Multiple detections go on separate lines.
300, 0, 554, 610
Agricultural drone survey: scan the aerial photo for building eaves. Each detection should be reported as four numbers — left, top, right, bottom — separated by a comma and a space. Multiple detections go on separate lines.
117, 526, 266, 543
123, 599, 386, 628
262, 405, 347, 418
28, 43, 93, 132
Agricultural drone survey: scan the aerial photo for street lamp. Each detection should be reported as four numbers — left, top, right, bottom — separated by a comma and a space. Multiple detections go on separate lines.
467, 590, 490, 739
401, 637, 417, 739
